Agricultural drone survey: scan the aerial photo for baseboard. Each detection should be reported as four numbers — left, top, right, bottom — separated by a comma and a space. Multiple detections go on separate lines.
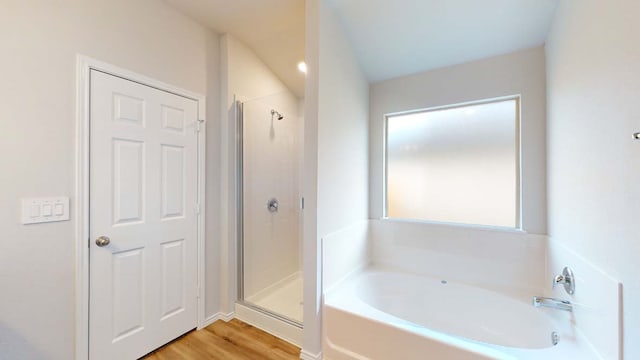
300, 349, 322, 360
201, 311, 235, 328
220, 311, 235, 322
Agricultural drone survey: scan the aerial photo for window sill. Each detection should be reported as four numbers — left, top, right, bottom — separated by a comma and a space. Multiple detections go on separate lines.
379, 217, 527, 234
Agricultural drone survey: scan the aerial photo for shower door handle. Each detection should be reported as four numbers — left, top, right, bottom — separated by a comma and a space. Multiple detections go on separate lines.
267, 198, 279, 213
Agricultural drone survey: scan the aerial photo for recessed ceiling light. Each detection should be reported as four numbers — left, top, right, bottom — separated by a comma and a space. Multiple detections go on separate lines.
298, 61, 307, 74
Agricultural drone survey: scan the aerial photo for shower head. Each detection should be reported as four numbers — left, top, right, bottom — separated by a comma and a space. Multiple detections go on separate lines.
271, 109, 284, 121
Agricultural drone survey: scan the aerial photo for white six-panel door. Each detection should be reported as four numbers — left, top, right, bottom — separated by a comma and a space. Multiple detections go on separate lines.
89, 70, 198, 360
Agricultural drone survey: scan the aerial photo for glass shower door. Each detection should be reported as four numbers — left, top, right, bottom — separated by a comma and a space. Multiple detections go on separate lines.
238, 94, 303, 325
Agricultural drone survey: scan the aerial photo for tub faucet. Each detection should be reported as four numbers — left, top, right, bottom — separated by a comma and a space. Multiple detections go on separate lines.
532, 296, 573, 312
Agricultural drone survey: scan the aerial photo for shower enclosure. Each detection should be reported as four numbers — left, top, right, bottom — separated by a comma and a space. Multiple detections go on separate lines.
237, 93, 303, 327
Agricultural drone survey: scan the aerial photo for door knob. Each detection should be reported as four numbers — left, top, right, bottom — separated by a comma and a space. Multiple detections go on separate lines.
95, 236, 111, 247
267, 198, 279, 213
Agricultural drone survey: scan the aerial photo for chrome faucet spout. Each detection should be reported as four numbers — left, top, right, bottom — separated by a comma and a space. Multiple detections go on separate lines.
532, 296, 573, 312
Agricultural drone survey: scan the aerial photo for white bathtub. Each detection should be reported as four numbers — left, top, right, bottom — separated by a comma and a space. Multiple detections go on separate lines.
323, 268, 599, 360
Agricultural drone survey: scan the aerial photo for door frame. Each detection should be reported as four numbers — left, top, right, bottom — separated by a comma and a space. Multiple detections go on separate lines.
75, 55, 207, 360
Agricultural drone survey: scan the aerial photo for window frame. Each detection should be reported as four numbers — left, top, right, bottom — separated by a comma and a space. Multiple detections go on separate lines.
383, 95, 523, 230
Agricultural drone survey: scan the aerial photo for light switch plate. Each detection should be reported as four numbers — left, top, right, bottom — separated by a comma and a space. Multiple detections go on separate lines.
22, 197, 70, 224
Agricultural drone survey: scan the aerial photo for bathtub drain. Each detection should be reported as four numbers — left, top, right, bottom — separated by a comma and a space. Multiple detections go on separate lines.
551, 331, 559, 346
440, 280, 447, 284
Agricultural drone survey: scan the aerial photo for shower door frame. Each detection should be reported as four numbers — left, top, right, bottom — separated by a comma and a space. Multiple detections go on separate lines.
235, 100, 303, 329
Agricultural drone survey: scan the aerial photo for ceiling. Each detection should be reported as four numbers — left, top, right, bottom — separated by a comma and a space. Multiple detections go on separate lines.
164, 0, 306, 98
327, 0, 559, 82
165, 0, 558, 94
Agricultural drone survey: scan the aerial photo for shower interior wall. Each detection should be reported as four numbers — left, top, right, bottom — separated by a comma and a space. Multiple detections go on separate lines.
242, 93, 302, 300
220, 34, 303, 317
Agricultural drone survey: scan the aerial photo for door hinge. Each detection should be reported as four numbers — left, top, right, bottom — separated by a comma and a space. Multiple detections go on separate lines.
195, 203, 201, 215
195, 119, 204, 134
300, 196, 305, 210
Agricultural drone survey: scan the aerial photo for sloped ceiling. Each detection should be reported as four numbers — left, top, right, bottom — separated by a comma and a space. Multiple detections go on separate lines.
327, 0, 559, 82
164, 0, 306, 98
165, 0, 558, 93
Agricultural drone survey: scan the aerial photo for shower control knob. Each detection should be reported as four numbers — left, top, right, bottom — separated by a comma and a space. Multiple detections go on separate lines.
553, 266, 575, 295
267, 198, 279, 213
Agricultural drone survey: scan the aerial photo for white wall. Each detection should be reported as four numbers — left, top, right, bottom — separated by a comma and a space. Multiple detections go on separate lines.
204, 24, 223, 324
302, 0, 321, 356
303, 0, 370, 356
315, 10, 369, 238
219, 34, 302, 312
370, 47, 548, 234
546, 1, 640, 358
0, 1, 220, 359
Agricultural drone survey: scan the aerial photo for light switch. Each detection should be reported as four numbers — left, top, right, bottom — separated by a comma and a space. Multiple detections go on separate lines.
29, 204, 40, 218
42, 204, 53, 217
22, 197, 70, 224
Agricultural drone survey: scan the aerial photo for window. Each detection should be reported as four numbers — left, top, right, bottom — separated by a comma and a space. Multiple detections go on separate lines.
385, 97, 520, 228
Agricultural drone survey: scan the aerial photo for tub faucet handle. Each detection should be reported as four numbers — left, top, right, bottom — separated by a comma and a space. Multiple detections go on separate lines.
553, 266, 575, 295
553, 274, 566, 286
